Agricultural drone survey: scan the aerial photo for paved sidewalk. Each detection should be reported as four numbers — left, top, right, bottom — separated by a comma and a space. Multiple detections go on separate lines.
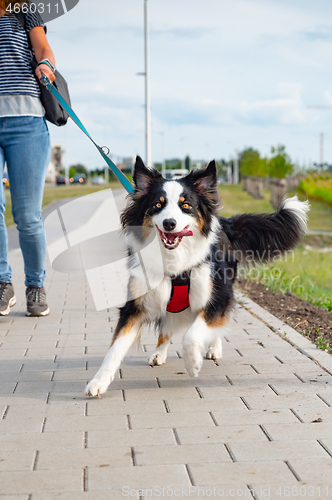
1, 201, 332, 499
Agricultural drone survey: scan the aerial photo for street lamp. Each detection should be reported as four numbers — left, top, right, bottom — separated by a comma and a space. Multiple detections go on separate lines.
137, 0, 152, 168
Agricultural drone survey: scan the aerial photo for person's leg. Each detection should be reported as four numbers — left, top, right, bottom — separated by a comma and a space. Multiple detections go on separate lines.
0, 128, 12, 284
5, 116, 51, 288
0, 131, 15, 316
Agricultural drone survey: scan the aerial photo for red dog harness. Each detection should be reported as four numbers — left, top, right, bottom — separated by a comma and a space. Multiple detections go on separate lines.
166, 271, 191, 313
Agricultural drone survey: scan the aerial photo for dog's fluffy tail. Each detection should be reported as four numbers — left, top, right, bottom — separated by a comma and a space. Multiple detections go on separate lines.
219, 196, 310, 265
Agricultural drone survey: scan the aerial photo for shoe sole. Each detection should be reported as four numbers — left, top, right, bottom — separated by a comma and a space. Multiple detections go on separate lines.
26, 307, 50, 317
0, 296, 16, 316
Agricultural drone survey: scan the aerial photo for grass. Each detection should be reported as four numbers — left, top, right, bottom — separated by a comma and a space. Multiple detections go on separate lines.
219, 184, 273, 218
308, 327, 332, 353
3, 181, 122, 227
243, 263, 332, 312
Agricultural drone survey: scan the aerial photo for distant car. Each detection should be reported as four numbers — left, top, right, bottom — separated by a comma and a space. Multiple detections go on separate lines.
69, 173, 86, 184
56, 175, 66, 186
91, 175, 106, 185
2, 173, 9, 189
164, 169, 189, 180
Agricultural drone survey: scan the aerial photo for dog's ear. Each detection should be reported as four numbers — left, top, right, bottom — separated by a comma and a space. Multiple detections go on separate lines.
133, 156, 162, 195
192, 160, 217, 196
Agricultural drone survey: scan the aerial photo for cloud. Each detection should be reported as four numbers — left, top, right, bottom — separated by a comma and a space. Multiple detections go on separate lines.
302, 25, 332, 42
238, 92, 306, 127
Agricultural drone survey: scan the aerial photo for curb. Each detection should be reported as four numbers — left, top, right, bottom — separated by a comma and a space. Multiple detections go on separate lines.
236, 291, 332, 376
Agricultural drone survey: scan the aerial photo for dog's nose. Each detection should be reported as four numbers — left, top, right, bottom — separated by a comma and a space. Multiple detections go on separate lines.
163, 218, 176, 232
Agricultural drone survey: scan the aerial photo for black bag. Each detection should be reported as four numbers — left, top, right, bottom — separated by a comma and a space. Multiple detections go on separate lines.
15, 11, 71, 126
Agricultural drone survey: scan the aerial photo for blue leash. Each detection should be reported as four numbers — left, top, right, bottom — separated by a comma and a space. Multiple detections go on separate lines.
41, 75, 134, 194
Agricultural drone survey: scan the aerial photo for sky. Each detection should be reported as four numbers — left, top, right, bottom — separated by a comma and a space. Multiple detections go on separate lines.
46, 0, 332, 171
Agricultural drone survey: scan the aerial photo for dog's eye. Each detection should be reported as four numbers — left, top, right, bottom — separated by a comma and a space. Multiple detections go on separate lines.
155, 202, 162, 209
182, 202, 190, 209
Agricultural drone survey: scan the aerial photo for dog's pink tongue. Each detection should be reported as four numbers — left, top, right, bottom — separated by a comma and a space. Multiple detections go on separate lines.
178, 228, 193, 237
165, 228, 193, 241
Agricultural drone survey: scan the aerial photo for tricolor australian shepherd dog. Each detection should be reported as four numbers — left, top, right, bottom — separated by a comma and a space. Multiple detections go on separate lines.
86, 156, 309, 397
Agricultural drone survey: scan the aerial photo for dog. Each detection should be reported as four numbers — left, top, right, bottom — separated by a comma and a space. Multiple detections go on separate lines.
85, 156, 309, 397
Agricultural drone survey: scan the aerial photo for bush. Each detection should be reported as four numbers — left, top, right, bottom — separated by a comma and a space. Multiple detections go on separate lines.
299, 173, 332, 206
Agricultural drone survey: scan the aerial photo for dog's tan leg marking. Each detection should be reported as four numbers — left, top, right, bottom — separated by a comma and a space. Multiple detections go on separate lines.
200, 312, 226, 360
149, 333, 170, 366
86, 314, 142, 397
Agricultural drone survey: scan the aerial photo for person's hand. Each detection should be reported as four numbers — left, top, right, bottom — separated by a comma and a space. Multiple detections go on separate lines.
35, 64, 55, 83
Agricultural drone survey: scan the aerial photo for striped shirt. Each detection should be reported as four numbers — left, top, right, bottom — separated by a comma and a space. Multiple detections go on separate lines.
0, 11, 45, 98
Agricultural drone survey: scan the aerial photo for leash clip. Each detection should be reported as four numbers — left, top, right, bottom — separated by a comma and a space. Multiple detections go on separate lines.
100, 146, 111, 156
41, 73, 51, 87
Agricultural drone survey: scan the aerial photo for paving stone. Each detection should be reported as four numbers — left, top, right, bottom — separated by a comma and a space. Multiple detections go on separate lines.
43, 414, 127, 432
0, 417, 44, 433
250, 362, 327, 375
4, 401, 85, 420
0, 495, 29, 500
156, 375, 230, 388
213, 408, 299, 426
0, 393, 48, 406
129, 411, 213, 429
88, 464, 190, 490
36, 446, 132, 470
294, 407, 332, 423
0, 469, 82, 494
223, 372, 305, 386
88, 428, 176, 448
86, 399, 166, 416
0, 431, 83, 451
243, 393, 329, 410
273, 384, 332, 395
176, 425, 268, 444
264, 422, 332, 441
134, 443, 231, 466
229, 440, 328, 461
0, 361, 23, 373
189, 461, 297, 485
198, 386, 275, 400
32, 492, 139, 500
166, 396, 247, 413
123, 387, 199, 401
287, 459, 332, 483
0, 371, 53, 383
0, 450, 35, 471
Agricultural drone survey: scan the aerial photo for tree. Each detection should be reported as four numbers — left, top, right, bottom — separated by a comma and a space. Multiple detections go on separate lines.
69, 166, 76, 178
268, 145, 294, 178
185, 155, 191, 171
69, 163, 88, 177
239, 148, 267, 177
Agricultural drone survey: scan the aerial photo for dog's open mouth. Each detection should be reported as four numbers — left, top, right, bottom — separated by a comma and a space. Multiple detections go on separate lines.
157, 226, 193, 250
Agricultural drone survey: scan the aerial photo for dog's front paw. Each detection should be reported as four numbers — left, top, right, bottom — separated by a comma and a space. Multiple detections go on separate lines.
182, 346, 203, 378
149, 351, 167, 366
206, 346, 222, 360
85, 374, 111, 398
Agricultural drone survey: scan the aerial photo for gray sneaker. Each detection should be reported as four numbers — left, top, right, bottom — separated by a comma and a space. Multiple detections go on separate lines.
0, 282, 16, 316
26, 286, 50, 317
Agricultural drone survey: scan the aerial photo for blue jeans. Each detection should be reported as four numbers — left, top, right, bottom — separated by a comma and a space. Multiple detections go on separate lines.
0, 116, 51, 287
